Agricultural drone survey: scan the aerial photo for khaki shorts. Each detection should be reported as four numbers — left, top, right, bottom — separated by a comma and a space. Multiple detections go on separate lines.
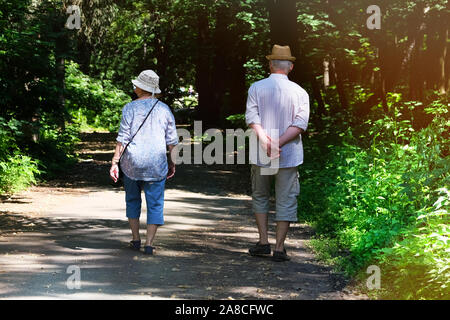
251, 165, 300, 222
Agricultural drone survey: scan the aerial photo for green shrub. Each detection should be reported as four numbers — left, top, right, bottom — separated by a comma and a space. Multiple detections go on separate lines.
226, 113, 247, 129
65, 61, 131, 132
34, 116, 80, 178
299, 95, 449, 299
0, 117, 41, 194
375, 187, 449, 299
0, 114, 81, 194
0, 153, 40, 194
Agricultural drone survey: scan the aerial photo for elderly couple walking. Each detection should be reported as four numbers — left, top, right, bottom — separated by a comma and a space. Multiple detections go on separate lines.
109, 45, 310, 262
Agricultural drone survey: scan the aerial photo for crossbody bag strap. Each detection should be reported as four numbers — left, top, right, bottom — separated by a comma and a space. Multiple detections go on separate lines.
119, 99, 159, 161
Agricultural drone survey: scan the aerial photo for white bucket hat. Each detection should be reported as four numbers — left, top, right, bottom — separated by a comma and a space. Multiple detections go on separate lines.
132, 70, 161, 95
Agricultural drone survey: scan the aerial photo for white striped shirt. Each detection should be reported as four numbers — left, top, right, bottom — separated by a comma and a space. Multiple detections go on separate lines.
245, 73, 310, 168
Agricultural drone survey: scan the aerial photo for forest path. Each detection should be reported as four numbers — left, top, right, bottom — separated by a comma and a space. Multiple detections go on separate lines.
0, 132, 365, 300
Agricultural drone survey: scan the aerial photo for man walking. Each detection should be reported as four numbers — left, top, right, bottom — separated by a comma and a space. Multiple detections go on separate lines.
245, 45, 310, 262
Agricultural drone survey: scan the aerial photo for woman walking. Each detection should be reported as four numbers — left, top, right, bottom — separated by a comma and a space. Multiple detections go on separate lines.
110, 70, 178, 255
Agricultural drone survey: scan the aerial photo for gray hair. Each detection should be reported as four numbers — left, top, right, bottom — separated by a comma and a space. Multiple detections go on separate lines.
270, 60, 293, 73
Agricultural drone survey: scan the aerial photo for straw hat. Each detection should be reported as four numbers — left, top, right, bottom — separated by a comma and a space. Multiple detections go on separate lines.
266, 45, 296, 62
132, 70, 161, 94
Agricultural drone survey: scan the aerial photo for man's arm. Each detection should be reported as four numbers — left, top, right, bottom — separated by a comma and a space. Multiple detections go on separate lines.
250, 123, 280, 159
279, 91, 309, 148
279, 127, 304, 148
246, 85, 280, 158
249, 123, 267, 143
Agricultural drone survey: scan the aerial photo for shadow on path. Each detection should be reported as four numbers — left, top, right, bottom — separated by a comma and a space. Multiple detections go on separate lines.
0, 132, 363, 300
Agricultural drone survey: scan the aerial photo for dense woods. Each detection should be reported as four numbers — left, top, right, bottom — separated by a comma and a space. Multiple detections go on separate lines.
0, 0, 448, 299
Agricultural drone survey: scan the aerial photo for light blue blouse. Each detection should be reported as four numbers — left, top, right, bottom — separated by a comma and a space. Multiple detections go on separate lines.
116, 98, 178, 181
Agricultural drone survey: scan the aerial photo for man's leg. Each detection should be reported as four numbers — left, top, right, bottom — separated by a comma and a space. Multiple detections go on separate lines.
249, 165, 273, 255
274, 221, 290, 252
251, 165, 272, 243
254, 213, 269, 245
273, 167, 300, 260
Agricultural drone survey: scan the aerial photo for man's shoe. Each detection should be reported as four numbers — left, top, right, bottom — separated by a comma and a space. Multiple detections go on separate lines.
249, 242, 271, 256
143, 245, 154, 255
129, 240, 141, 251
272, 249, 290, 262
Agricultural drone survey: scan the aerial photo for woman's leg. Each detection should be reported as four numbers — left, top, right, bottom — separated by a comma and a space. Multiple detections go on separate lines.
145, 224, 158, 247
128, 218, 141, 241
143, 179, 166, 247
123, 175, 142, 241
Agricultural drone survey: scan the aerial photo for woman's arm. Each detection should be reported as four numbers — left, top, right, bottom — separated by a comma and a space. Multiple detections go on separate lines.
110, 142, 124, 182
110, 104, 131, 182
167, 144, 176, 179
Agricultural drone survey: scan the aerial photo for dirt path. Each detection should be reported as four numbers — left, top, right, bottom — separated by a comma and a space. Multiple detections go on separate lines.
0, 132, 365, 300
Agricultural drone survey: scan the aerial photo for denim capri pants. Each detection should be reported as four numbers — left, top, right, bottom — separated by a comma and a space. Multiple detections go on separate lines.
123, 174, 166, 225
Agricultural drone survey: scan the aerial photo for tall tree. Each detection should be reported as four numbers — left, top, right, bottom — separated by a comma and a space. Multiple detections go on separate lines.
266, 0, 301, 84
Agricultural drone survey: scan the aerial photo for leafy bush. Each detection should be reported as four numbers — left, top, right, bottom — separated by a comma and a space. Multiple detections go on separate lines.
0, 117, 41, 194
33, 115, 80, 179
65, 61, 131, 132
300, 95, 449, 299
376, 188, 449, 299
0, 153, 40, 194
226, 113, 247, 129
0, 113, 81, 194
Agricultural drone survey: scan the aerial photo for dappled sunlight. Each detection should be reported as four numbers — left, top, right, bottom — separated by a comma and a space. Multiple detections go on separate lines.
164, 216, 219, 228
0, 132, 362, 300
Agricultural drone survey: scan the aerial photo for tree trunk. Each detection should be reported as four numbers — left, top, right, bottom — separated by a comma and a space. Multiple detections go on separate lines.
331, 60, 349, 110
229, 48, 248, 116
266, 0, 301, 84
228, 3, 249, 117
54, 5, 68, 130
209, 6, 230, 127
438, 25, 448, 94
408, 6, 428, 100
195, 5, 215, 127
323, 59, 330, 88
409, 30, 425, 100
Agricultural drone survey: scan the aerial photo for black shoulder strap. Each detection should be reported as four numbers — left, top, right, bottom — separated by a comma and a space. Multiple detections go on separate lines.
119, 99, 159, 161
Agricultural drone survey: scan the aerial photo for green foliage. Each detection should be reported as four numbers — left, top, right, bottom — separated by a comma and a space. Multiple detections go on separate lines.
376, 188, 449, 299
65, 61, 131, 132
226, 114, 247, 129
0, 153, 40, 194
0, 0, 448, 300
0, 112, 81, 194
0, 117, 40, 194
300, 97, 449, 299
35, 117, 80, 178
0, 0, 75, 121
244, 59, 266, 88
